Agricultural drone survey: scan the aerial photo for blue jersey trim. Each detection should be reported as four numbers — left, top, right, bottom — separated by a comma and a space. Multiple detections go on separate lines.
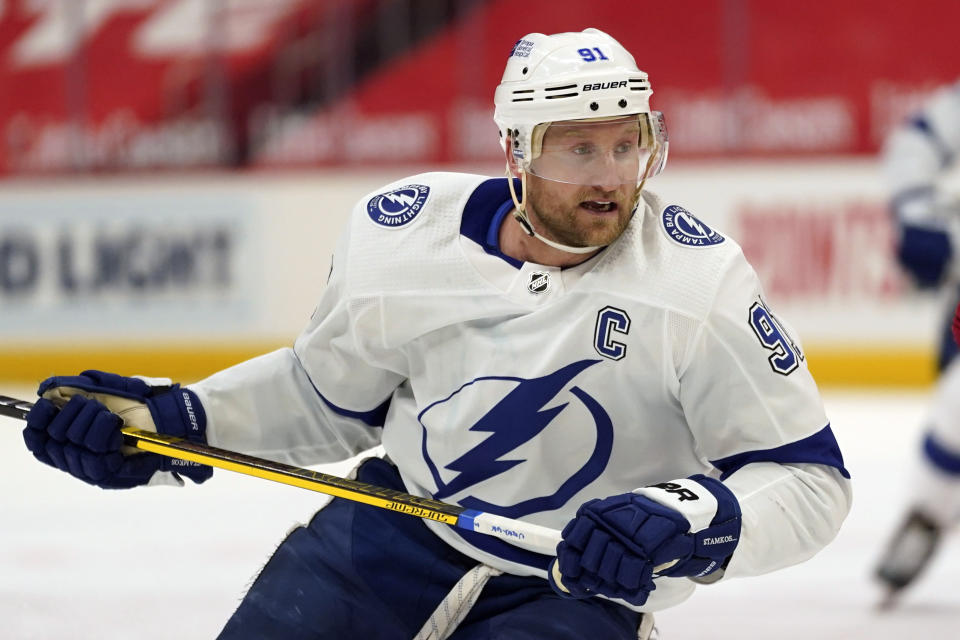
292, 348, 389, 427
923, 432, 960, 475
710, 424, 850, 480
487, 199, 516, 248
460, 177, 523, 268
317, 391, 390, 427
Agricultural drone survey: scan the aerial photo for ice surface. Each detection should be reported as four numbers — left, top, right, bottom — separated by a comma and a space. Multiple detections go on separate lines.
2, 384, 959, 639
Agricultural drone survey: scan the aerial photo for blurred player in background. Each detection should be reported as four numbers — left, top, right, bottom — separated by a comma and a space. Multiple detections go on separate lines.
874, 82, 960, 603
20, 28, 851, 639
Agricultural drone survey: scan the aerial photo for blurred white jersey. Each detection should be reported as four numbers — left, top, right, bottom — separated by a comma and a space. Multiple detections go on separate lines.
883, 81, 960, 222
881, 82, 960, 526
193, 172, 850, 611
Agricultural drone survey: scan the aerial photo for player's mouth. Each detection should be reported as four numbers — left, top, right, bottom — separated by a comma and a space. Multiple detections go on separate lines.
580, 200, 618, 214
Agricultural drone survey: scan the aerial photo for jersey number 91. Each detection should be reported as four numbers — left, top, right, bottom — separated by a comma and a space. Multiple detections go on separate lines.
748, 300, 801, 376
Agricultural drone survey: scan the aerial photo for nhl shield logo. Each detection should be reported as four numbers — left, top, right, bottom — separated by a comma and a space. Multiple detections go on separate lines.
367, 184, 430, 228
527, 271, 550, 294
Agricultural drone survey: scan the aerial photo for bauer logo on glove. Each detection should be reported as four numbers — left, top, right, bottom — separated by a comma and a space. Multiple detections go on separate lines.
22, 370, 211, 489
548, 474, 741, 606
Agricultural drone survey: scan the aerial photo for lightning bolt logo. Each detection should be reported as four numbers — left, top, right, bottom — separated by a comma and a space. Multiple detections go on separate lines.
366, 184, 430, 228
424, 360, 612, 519
379, 190, 417, 213
662, 204, 725, 247
677, 211, 709, 237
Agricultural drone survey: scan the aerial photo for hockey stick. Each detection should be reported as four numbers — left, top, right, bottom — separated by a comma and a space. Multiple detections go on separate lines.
0, 394, 561, 556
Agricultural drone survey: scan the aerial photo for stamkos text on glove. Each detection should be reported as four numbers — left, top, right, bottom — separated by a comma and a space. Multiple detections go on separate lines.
702, 535, 737, 545
170, 458, 203, 467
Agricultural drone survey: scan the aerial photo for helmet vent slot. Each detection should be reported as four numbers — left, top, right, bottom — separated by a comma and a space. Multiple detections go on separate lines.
511, 88, 535, 103
544, 84, 579, 100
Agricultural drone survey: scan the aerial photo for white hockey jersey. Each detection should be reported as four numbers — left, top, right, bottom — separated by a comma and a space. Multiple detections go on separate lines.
193, 172, 851, 612
883, 81, 960, 222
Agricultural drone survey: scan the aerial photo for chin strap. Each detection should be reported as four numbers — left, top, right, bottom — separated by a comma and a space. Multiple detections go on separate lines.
504, 142, 659, 256
506, 168, 604, 255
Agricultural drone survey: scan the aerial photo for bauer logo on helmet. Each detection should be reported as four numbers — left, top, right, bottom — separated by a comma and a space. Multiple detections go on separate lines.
582, 80, 629, 91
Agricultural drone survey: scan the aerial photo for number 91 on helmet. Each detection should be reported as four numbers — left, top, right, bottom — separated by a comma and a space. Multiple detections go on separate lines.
493, 28, 668, 191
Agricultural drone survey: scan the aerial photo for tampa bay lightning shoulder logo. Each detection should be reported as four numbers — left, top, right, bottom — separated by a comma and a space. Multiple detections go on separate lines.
419, 359, 613, 519
366, 184, 430, 228
662, 204, 725, 247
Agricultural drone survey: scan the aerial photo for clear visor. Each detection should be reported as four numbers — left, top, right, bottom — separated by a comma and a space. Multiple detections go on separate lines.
526, 112, 667, 187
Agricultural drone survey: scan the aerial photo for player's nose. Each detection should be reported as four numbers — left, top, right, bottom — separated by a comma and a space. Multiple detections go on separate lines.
588, 152, 625, 192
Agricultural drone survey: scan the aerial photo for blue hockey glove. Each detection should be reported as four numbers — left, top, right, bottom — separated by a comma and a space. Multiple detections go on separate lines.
548, 474, 741, 606
891, 190, 955, 288
896, 222, 952, 288
23, 370, 211, 489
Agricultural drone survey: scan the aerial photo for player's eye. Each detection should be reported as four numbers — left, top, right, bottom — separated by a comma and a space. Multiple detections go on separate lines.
571, 144, 595, 156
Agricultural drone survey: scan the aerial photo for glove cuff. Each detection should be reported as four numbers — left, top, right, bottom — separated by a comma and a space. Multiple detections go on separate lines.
147, 385, 207, 443
148, 386, 211, 485
689, 474, 741, 528
634, 474, 741, 577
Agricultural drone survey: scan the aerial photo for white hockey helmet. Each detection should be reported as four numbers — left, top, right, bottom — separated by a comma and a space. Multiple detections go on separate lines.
492, 28, 668, 253
493, 28, 668, 184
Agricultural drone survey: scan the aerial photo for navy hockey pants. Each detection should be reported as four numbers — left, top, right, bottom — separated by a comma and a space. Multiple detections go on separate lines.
217, 457, 645, 639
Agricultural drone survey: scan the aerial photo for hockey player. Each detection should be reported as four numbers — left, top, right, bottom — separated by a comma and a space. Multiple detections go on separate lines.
21, 29, 851, 639
874, 82, 960, 602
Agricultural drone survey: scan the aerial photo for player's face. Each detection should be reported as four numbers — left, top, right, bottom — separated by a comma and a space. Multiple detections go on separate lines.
525, 118, 642, 248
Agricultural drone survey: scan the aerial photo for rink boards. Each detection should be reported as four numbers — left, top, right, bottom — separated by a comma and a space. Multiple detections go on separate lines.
0, 160, 948, 387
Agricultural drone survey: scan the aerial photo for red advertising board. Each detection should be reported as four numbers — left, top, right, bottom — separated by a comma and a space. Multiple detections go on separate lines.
0, 0, 958, 173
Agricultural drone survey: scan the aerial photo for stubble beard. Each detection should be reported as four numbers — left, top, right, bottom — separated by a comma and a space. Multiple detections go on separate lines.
526, 180, 636, 248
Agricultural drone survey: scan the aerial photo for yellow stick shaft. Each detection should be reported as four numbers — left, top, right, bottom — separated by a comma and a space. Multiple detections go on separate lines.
123, 427, 463, 525
2, 393, 564, 555
0, 394, 461, 525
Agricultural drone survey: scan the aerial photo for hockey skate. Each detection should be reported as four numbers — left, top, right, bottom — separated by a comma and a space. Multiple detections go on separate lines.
874, 509, 943, 607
